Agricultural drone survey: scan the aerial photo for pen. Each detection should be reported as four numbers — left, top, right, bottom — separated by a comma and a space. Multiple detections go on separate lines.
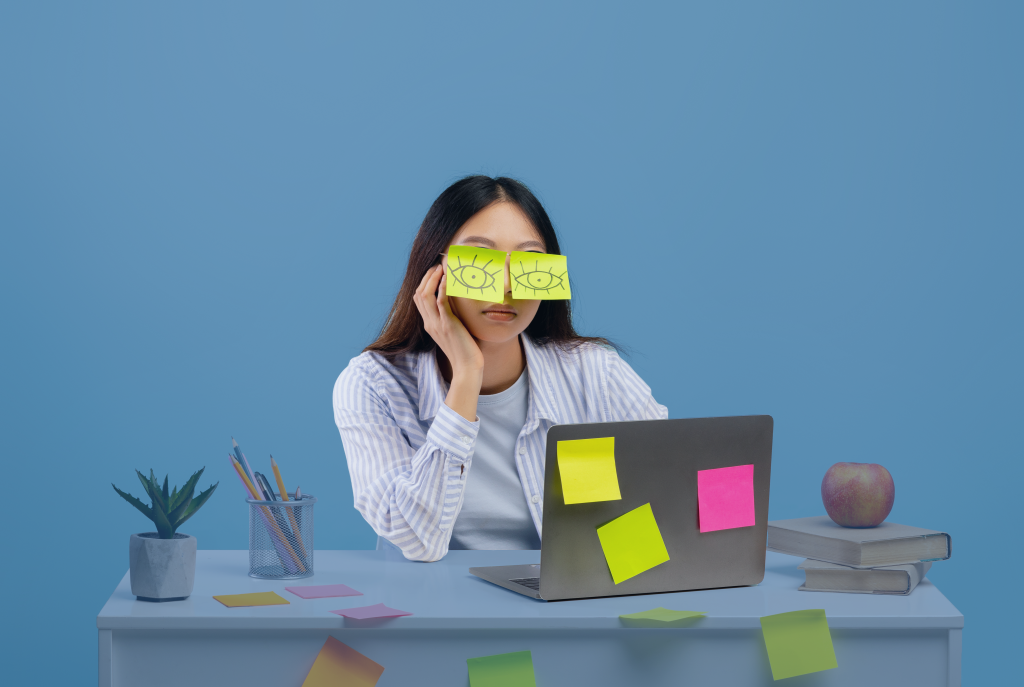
231, 455, 304, 572
268, 457, 308, 561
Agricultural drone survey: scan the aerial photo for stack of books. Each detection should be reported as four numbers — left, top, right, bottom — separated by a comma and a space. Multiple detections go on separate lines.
767, 516, 951, 595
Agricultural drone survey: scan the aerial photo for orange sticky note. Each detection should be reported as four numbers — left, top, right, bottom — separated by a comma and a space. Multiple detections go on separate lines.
697, 464, 755, 533
302, 637, 385, 687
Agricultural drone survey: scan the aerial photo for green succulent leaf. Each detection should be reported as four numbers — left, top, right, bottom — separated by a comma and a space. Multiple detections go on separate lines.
147, 469, 168, 514
112, 484, 155, 524
162, 474, 169, 501
169, 467, 204, 512
174, 482, 219, 530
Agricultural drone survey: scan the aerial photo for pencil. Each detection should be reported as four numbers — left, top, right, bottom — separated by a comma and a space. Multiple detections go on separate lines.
269, 456, 308, 560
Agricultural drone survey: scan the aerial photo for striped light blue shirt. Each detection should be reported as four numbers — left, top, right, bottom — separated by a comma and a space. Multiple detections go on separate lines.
332, 335, 668, 562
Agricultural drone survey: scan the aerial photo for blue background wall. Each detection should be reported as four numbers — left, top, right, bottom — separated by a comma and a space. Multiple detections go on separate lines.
1, 2, 1020, 682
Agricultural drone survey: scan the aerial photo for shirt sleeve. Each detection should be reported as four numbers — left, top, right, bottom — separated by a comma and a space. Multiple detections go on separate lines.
604, 349, 669, 421
333, 360, 479, 562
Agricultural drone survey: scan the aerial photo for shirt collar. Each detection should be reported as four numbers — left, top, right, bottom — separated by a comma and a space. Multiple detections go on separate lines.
415, 334, 560, 425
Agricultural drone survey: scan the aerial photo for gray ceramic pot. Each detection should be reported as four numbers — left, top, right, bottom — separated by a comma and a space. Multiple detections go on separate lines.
129, 532, 197, 602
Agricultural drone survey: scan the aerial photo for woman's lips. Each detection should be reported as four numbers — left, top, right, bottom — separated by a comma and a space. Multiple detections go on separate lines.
482, 308, 516, 322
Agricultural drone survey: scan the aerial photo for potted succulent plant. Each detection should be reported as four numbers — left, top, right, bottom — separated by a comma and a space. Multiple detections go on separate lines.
113, 468, 218, 602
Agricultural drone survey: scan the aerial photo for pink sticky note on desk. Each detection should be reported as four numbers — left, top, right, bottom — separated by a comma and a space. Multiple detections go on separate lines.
285, 583, 362, 599
330, 603, 412, 620
697, 464, 756, 532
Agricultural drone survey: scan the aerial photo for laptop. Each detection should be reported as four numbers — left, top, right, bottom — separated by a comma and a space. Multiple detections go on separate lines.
469, 415, 773, 601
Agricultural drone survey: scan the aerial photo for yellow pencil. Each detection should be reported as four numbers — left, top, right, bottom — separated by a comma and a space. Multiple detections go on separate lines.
231, 456, 261, 500
270, 455, 308, 559
271, 455, 289, 501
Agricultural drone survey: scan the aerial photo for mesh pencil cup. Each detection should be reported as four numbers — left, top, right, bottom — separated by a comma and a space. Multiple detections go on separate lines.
246, 493, 315, 579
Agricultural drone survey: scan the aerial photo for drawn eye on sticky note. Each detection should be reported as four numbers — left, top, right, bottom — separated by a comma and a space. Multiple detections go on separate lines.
510, 251, 570, 300
697, 464, 755, 533
596, 503, 671, 584
446, 245, 506, 303
557, 437, 621, 504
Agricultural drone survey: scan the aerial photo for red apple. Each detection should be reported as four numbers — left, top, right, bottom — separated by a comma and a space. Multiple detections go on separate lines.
821, 462, 895, 527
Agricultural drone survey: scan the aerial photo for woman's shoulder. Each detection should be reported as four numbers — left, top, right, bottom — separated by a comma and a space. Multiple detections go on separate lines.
334, 349, 422, 398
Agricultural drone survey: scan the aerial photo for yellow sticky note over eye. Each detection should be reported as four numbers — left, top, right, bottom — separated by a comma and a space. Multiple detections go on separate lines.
510, 252, 570, 300
596, 503, 671, 584
446, 245, 506, 303
759, 609, 838, 681
557, 437, 621, 504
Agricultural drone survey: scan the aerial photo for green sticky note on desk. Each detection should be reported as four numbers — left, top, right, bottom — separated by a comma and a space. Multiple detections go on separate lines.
596, 503, 670, 584
557, 437, 621, 504
446, 245, 506, 303
510, 251, 571, 300
467, 650, 537, 687
760, 609, 838, 681
619, 607, 706, 627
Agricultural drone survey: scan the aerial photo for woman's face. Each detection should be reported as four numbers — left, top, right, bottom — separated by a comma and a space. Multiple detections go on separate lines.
446, 202, 545, 344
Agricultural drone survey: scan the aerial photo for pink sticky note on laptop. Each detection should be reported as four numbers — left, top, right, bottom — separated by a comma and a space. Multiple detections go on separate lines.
284, 583, 362, 599
697, 464, 756, 533
330, 603, 412, 620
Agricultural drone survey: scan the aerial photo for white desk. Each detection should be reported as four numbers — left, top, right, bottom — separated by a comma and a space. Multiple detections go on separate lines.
97, 550, 962, 686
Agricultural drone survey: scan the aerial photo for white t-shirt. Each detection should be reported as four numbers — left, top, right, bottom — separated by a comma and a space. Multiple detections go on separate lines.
449, 370, 541, 550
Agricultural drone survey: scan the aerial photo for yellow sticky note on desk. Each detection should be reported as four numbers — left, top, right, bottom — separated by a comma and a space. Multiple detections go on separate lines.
510, 251, 570, 300
213, 591, 289, 608
557, 437, 621, 504
446, 245, 506, 303
596, 503, 671, 584
759, 609, 838, 681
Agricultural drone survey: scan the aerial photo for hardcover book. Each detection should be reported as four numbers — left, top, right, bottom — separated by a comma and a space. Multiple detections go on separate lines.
767, 516, 951, 568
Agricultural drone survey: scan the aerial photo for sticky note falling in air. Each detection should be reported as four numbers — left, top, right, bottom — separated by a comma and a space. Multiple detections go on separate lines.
329, 603, 413, 620
446, 245, 507, 303
467, 650, 537, 687
285, 583, 362, 599
759, 609, 838, 681
212, 591, 289, 608
510, 251, 570, 300
301, 636, 384, 687
697, 464, 756, 533
557, 437, 621, 504
619, 607, 706, 627
596, 503, 671, 584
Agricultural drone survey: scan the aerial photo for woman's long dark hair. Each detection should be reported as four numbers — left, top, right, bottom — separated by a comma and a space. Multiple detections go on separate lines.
365, 175, 612, 358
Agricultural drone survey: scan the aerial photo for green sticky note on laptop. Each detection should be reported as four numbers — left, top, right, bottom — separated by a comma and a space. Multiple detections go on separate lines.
759, 609, 838, 680
467, 650, 537, 687
557, 437, 621, 504
619, 607, 706, 627
596, 503, 670, 584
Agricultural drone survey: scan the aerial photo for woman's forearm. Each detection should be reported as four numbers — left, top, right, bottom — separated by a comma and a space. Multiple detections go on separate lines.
445, 366, 483, 421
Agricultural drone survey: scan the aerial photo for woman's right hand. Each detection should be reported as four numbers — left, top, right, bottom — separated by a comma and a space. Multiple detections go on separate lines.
413, 264, 485, 390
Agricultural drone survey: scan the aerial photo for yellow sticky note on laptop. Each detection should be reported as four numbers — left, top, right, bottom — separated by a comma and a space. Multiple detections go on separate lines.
213, 591, 289, 608
759, 609, 838, 680
510, 251, 571, 300
446, 245, 506, 303
557, 437, 621, 504
596, 503, 670, 584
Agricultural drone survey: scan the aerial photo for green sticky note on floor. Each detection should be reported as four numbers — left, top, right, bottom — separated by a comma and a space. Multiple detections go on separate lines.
467, 650, 537, 687
446, 245, 506, 303
760, 609, 838, 681
596, 503, 670, 584
510, 251, 571, 300
619, 607, 706, 627
557, 437, 621, 504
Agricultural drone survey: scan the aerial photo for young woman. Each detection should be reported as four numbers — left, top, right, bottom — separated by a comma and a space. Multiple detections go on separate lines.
333, 176, 667, 561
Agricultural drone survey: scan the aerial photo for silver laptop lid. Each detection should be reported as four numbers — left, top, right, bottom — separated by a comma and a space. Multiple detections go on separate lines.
538, 415, 773, 601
